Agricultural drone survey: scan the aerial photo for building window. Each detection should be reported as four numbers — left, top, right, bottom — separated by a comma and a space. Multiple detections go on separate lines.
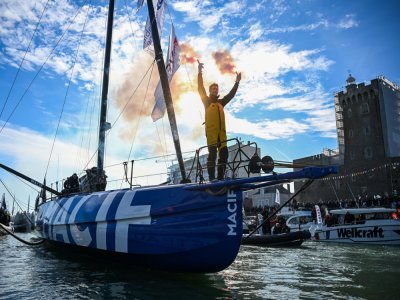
361, 103, 369, 114
347, 108, 352, 118
364, 147, 373, 159
348, 129, 354, 138
364, 125, 371, 136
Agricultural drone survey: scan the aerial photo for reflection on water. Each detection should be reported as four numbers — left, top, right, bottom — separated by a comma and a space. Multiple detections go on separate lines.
1, 233, 399, 299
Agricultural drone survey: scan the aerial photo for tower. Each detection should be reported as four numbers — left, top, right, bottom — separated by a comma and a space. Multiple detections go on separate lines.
334, 74, 400, 197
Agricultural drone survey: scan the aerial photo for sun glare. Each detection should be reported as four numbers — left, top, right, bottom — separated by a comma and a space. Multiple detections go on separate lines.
176, 91, 205, 125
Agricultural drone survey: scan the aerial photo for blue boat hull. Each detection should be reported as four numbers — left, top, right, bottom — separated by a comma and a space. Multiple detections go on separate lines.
35, 184, 243, 272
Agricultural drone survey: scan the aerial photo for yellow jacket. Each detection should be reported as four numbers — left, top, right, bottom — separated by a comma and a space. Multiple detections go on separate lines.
198, 73, 239, 147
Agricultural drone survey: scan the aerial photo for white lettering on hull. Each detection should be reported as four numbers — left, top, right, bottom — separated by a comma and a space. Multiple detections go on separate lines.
115, 191, 151, 253
95, 191, 120, 250
227, 190, 237, 236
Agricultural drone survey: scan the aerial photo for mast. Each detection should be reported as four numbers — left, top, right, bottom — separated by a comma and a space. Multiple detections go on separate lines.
146, 0, 187, 181
97, 0, 114, 175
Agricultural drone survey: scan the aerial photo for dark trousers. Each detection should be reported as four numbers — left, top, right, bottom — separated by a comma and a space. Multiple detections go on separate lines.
207, 145, 228, 180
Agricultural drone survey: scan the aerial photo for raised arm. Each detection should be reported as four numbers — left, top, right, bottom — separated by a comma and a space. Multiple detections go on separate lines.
221, 72, 241, 106
197, 60, 208, 105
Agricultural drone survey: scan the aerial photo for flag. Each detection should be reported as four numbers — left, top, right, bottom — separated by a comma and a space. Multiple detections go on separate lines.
137, 0, 144, 12
275, 189, 280, 205
315, 205, 323, 225
151, 24, 180, 121
143, 0, 166, 55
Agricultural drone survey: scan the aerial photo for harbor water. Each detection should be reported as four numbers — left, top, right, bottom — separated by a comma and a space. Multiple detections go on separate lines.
0, 233, 399, 299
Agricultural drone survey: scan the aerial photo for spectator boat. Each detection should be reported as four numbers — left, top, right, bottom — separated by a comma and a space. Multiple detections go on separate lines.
309, 207, 400, 245
242, 231, 311, 247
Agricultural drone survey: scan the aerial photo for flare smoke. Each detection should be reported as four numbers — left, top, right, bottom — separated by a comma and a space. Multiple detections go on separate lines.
180, 43, 199, 64
212, 50, 236, 74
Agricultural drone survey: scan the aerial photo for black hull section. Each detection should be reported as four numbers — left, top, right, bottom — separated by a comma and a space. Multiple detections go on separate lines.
242, 231, 311, 247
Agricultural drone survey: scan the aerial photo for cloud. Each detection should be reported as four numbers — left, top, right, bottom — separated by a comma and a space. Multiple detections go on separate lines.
264, 20, 329, 34
269, 0, 289, 23
0, 0, 341, 195
247, 21, 264, 41
0, 122, 176, 210
171, 0, 245, 32
0, 1, 142, 91
226, 111, 309, 140
337, 14, 359, 29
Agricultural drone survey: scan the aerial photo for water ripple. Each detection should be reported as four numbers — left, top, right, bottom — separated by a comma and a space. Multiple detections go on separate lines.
1, 235, 399, 299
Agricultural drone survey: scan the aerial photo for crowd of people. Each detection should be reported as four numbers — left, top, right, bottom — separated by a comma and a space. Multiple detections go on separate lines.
244, 194, 400, 234
0, 206, 11, 226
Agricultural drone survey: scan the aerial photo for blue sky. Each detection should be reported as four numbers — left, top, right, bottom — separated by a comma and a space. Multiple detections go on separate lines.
0, 0, 399, 211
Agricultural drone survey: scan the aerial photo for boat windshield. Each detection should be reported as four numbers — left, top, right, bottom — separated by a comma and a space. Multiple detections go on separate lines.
288, 216, 313, 225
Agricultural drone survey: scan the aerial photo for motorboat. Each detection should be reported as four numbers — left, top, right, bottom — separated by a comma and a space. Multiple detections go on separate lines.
286, 213, 314, 232
309, 207, 400, 245
242, 231, 311, 247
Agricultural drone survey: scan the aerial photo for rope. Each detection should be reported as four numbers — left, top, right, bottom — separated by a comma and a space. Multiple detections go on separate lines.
120, 61, 156, 188
80, 60, 157, 172
161, 117, 169, 157
0, 223, 46, 246
76, 29, 104, 171
243, 179, 314, 241
45, 2, 92, 178
124, 0, 141, 52
0, 0, 51, 120
126, 61, 156, 166
155, 121, 169, 172
0, 0, 90, 135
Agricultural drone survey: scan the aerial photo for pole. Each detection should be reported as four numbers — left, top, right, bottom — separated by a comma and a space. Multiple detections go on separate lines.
146, 0, 187, 181
0, 163, 61, 196
97, 0, 115, 176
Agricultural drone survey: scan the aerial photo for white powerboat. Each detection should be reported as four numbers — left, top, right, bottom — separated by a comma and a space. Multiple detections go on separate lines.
309, 207, 400, 245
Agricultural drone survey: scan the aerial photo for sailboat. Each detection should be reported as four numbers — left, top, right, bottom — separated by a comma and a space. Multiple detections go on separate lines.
0, 0, 337, 272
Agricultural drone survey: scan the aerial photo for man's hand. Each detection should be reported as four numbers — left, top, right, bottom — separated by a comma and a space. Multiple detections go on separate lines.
235, 72, 241, 83
197, 59, 204, 73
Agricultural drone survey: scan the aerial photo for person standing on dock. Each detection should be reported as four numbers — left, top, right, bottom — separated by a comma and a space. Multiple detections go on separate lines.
197, 60, 241, 181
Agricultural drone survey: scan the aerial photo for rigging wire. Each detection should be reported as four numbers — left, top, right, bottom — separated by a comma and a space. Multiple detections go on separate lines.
76, 11, 108, 171
0, 0, 51, 120
123, 0, 141, 53
44, 2, 92, 178
154, 120, 169, 172
120, 61, 156, 188
0, 0, 90, 136
125, 60, 156, 161
0, 178, 34, 221
243, 179, 315, 241
161, 117, 169, 156
80, 59, 157, 172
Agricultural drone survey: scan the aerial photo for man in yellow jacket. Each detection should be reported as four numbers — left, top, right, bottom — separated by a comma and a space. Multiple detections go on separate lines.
198, 60, 241, 180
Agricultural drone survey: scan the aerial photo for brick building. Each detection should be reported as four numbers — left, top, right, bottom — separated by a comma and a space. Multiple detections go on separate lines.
294, 75, 400, 203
